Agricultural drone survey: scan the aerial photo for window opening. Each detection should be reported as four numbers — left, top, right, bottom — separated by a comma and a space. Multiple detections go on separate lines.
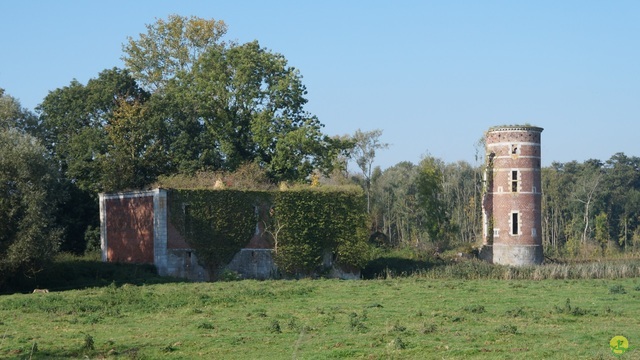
183, 203, 191, 234
511, 170, 518, 192
512, 213, 519, 235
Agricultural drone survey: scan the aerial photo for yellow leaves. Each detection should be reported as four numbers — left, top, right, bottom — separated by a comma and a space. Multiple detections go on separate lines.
105, 97, 149, 159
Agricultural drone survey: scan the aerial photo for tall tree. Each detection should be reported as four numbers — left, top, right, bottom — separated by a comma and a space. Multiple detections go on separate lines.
416, 156, 452, 245
193, 40, 341, 180
573, 160, 604, 245
0, 88, 39, 136
441, 161, 482, 243
0, 128, 62, 285
122, 14, 228, 91
371, 161, 422, 246
123, 15, 346, 182
38, 68, 151, 192
351, 129, 389, 213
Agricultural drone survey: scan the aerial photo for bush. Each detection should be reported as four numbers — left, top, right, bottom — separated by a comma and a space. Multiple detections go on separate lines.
0, 129, 63, 287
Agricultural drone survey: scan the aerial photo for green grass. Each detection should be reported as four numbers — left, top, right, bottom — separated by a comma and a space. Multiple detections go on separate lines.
1, 277, 639, 359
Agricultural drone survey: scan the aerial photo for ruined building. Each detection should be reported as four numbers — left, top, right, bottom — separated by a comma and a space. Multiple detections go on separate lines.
99, 189, 276, 281
481, 125, 544, 265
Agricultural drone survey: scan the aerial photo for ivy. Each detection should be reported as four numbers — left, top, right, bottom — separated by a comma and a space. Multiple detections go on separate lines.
273, 186, 369, 275
167, 186, 369, 278
168, 189, 270, 277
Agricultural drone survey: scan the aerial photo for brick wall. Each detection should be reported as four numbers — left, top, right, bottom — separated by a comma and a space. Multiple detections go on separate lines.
482, 126, 543, 265
102, 193, 155, 264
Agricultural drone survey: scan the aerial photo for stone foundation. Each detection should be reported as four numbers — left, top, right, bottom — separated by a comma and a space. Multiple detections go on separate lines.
486, 244, 543, 266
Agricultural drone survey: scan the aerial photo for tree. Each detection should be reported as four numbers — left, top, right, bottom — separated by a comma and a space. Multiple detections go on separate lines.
38, 68, 151, 193
123, 15, 346, 183
602, 153, 640, 250
351, 129, 389, 213
441, 161, 482, 243
0, 128, 62, 285
101, 97, 166, 191
0, 88, 39, 136
595, 212, 609, 252
122, 14, 228, 91
416, 156, 451, 245
573, 160, 604, 245
370, 161, 422, 246
37, 69, 153, 253
193, 40, 341, 181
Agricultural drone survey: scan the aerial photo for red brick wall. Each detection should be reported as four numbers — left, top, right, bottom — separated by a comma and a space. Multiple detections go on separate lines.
486, 126, 543, 248
105, 196, 155, 263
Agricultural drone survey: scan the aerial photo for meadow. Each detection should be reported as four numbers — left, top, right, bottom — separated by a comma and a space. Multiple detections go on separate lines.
1, 263, 639, 359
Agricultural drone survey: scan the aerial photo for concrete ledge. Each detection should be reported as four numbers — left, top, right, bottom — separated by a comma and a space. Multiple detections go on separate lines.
491, 244, 543, 266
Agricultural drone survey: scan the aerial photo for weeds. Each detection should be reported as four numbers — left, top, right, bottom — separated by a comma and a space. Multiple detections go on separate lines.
463, 304, 486, 314
421, 323, 437, 334
609, 284, 626, 294
197, 322, 215, 330
496, 324, 518, 335
554, 298, 590, 316
82, 333, 95, 351
348, 311, 368, 332
268, 320, 281, 334
413, 259, 640, 280
505, 307, 526, 317
391, 320, 406, 332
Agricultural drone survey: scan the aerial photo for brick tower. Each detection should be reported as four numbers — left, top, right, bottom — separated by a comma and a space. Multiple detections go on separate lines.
481, 125, 543, 265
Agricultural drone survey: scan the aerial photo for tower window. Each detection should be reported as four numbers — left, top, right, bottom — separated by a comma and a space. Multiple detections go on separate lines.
511, 170, 518, 192
511, 213, 519, 235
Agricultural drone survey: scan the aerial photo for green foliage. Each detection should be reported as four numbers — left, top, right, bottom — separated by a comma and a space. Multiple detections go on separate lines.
0, 129, 63, 286
351, 128, 389, 213
168, 189, 265, 277
120, 15, 347, 183
38, 68, 152, 193
273, 186, 369, 275
0, 88, 39, 136
609, 284, 626, 294
416, 156, 453, 246
122, 14, 228, 91
82, 333, 95, 351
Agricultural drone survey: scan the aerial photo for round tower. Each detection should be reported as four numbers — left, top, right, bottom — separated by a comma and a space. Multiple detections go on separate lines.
482, 125, 543, 265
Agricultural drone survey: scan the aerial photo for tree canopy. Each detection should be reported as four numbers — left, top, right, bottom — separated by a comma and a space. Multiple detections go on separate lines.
38, 15, 349, 193
0, 128, 62, 285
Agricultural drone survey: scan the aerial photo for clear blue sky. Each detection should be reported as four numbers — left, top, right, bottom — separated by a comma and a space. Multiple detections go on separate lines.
1, 1, 638, 169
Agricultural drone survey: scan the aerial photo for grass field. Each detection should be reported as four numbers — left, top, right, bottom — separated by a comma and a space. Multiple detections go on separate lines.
1, 274, 639, 359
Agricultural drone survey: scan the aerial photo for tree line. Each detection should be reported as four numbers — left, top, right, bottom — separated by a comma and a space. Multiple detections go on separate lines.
365, 152, 640, 258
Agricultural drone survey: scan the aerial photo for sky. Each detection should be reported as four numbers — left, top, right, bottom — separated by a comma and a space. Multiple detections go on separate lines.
1, 1, 638, 170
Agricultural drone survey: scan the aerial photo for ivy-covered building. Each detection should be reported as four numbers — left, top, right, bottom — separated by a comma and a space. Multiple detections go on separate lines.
99, 188, 275, 281
99, 186, 368, 280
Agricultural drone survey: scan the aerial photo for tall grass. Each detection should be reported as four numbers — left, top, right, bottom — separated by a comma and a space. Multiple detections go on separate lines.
413, 259, 640, 280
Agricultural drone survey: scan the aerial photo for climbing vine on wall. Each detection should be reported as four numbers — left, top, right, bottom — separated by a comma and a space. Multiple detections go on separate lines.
168, 186, 369, 278
168, 189, 270, 277
273, 186, 369, 275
